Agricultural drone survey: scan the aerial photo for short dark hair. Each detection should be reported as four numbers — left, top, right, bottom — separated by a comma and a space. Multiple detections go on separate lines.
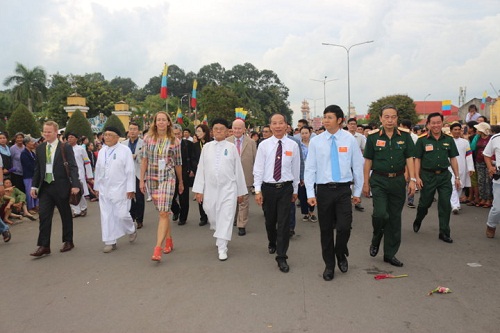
364, 125, 373, 131
262, 125, 271, 131
426, 112, 443, 124
449, 122, 462, 131
298, 119, 309, 126
467, 120, 478, 128
381, 104, 399, 115
469, 104, 478, 111
400, 119, 412, 129
128, 122, 140, 129
183, 128, 191, 134
477, 116, 488, 123
324, 105, 344, 121
300, 126, 312, 133
347, 118, 357, 124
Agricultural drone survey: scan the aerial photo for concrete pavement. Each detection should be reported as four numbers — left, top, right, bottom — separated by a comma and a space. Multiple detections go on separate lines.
1, 191, 499, 333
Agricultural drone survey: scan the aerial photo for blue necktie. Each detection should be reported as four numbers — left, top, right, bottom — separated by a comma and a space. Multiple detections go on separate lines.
331, 135, 340, 182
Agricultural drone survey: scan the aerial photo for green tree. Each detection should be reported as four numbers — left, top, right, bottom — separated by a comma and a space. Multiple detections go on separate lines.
3, 62, 47, 113
142, 75, 161, 96
65, 109, 94, 142
197, 63, 226, 86
72, 74, 122, 118
367, 94, 418, 127
44, 73, 73, 127
199, 85, 242, 124
6, 104, 41, 139
103, 114, 126, 137
0, 92, 14, 121
109, 76, 138, 96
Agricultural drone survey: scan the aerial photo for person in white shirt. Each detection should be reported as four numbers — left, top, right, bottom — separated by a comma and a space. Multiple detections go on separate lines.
193, 119, 247, 260
483, 131, 500, 238
66, 132, 93, 218
94, 127, 136, 253
254, 114, 300, 273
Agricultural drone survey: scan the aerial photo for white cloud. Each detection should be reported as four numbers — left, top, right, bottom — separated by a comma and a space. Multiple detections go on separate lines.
1, 0, 499, 124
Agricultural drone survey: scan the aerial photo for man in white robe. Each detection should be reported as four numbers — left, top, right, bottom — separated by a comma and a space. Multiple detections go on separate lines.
94, 127, 137, 253
449, 123, 475, 214
66, 132, 93, 217
193, 118, 247, 261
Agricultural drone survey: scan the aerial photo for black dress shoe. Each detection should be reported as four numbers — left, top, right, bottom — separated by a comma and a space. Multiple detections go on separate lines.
172, 213, 179, 221
354, 204, 365, 212
369, 245, 379, 257
384, 256, 404, 267
413, 220, 421, 233
289, 229, 295, 237
238, 228, 246, 236
199, 219, 208, 226
439, 233, 453, 243
60, 242, 75, 253
268, 246, 276, 254
337, 256, 348, 273
323, 268, 334, 281
277, 259, 289, 273
136, 222, 143, 229
178, 220, 186, 226
30, 246, 51, 257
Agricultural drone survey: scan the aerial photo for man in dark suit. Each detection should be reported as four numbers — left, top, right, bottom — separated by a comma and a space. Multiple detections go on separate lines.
171, 124, 196, 225
30, 121, 80, 257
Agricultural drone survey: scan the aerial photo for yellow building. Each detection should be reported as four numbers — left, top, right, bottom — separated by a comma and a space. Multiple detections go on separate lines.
112, 101, 132, 131
64, 93, 89, 117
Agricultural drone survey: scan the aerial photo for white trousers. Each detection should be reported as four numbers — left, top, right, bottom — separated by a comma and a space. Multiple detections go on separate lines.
99, 194, 135, 245
450, 179, 464, 210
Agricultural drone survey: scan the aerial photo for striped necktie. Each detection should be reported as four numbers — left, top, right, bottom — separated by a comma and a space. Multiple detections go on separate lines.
45, 144, 53, 183
273, 140, 282, 181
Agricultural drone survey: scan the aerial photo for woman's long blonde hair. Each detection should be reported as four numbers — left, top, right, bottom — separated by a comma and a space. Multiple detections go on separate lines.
147, 111, 175, 142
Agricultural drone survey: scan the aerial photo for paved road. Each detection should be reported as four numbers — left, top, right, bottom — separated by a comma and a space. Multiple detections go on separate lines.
1, 191, 499, 333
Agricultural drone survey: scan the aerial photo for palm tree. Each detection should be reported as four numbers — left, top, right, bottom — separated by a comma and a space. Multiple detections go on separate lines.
3, 62, 47, 113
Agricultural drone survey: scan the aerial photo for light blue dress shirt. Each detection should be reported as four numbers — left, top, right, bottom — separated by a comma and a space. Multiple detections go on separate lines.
304, 129, 364, 198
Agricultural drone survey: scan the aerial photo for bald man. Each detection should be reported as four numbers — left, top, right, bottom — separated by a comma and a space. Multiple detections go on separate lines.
227, 119, 257, 236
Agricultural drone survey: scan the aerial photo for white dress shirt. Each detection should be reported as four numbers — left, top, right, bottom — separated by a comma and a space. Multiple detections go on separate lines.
253, 135, 300, 194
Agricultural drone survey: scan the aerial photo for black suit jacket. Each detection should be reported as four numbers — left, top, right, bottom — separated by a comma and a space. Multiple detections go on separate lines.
32, 141, 80, 196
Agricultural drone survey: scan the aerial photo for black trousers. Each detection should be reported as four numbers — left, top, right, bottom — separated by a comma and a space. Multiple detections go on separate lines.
262, 182, 293, 260
171, 174, 190, 222
37, 182, 73, 247
316, 184, 352, 269
130, 177, 145, 223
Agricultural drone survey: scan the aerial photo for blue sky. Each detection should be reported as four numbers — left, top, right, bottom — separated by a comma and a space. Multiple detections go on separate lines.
1, 0, 499, 122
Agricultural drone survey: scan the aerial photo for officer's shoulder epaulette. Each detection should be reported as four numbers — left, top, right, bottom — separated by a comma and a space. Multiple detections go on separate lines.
418, 133, 427, 138
398, 127, 410, 133
368, 129, 380, 135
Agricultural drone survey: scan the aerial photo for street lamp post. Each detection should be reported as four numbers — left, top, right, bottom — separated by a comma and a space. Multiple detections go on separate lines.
310, 76, 338, 110
322, 40, 374, 118
305, 97, 323, 118
423, 93, 431, 116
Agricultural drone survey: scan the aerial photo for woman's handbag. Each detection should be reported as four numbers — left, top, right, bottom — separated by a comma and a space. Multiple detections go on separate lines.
60, 143, 83, 205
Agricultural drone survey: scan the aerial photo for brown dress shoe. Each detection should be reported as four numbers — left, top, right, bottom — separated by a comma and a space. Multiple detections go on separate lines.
486, 226, 496, 238
60, 242, 75, 252
30, 246, 51, 257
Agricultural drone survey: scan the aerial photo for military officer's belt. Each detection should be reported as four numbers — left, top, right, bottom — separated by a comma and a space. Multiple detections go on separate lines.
422, 168, 448, 174
317, 182, 351, 189
372, 170, 404, 178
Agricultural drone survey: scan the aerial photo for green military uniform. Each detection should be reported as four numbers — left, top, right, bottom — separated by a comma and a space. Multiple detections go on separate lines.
364, 127, 415, 259
414, 132, 459, 237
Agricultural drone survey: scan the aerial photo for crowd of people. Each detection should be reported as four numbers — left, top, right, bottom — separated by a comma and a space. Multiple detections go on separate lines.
2, 102, 499, 282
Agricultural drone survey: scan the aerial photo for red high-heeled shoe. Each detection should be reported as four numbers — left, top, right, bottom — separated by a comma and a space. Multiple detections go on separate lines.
151, 246, 162, 261
163, 238, 173, 254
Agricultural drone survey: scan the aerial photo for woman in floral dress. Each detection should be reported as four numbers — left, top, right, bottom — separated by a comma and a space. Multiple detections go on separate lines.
140, 112, 183, 262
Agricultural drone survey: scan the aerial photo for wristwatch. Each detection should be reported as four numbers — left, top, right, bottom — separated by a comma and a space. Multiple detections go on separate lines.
410, 178, 417, 182
455, 176, 460, 180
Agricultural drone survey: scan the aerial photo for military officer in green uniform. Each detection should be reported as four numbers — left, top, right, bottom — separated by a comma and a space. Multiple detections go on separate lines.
413, 112, 461, 243
363, 105, 416, 267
